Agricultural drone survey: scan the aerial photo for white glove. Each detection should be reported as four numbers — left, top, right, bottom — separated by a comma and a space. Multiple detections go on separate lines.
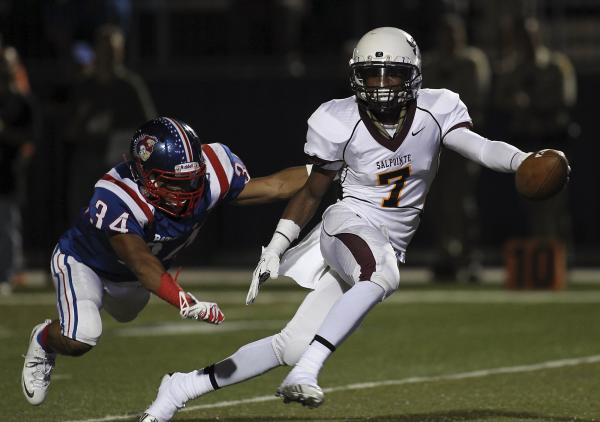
246, 249, 280, 305
179, 291, 224, 324
246, 219, 301, 305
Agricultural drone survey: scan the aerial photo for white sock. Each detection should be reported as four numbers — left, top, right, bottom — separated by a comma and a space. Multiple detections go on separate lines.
179, 336, 280, 401
285, 281, 384, 385
318, 281, 384, 345
179, 370, 215, 401
148, 336, 281, 419
286, 340, 331, 385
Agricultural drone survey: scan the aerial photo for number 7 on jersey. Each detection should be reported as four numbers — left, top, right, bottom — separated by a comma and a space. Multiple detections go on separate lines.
377, 166, 411, 208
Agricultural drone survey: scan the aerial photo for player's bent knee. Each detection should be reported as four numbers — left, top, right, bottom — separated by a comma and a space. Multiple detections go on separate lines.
110, 310, 140, 323
371, 272, 399, 297
272, 332, 312, 366
60, 336, 93, 356
370, 254, 401, 297
282, 337, 313, 365
103, 289, 150, 323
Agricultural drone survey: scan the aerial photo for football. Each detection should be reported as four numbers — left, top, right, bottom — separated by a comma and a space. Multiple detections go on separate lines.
515, 149, 570, 201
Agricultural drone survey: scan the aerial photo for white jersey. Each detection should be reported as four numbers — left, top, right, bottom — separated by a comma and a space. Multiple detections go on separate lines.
304, 88, 471, 254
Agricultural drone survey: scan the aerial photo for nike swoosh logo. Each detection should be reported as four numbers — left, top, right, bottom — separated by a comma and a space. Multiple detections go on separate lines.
23, 378, 34, 398
411, 127, 425, 136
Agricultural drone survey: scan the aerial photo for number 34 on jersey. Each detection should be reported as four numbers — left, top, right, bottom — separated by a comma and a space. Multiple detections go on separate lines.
91, 200, 130, 233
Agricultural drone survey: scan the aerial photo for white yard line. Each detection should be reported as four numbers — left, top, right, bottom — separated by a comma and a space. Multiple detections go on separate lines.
115, 320, 288, 337
67, 354, 600, 422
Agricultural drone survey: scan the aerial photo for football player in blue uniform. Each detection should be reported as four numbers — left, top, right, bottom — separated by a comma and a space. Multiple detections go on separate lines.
21, 116, 309, 405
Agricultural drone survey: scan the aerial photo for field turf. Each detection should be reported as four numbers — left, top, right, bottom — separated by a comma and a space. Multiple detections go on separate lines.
2, 278, 600, 422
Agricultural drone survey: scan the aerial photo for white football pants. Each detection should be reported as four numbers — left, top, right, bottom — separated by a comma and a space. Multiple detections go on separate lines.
319, 202, 400, 295
272, 202, 400, 364
50, 245, 150, 346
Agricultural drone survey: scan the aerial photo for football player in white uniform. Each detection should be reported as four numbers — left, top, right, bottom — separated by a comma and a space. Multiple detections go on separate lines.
140, 27, 566, 421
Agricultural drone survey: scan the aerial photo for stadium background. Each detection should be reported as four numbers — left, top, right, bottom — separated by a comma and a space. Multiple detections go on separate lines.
3, 2, 600, 421
1, 0, 598, 270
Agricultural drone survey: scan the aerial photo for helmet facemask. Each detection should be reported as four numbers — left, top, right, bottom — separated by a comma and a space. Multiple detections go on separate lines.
350, 61, 421, 113
135, 161, 206, 218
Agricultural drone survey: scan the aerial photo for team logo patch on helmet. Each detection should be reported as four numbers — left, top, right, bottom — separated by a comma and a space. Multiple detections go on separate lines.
136, 135, 158, 162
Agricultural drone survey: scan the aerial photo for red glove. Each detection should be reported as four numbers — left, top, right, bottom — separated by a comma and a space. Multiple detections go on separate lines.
179, 291, 225, 324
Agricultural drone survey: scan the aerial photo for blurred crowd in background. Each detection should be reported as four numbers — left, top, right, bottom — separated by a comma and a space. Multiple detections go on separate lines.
0, 0, 597, 293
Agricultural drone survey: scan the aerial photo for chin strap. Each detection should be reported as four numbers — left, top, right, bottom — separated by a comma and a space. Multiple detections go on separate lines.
366, 105, 407, 138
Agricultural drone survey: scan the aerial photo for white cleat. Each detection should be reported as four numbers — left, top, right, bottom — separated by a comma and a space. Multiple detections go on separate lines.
276, 383, 324, 408
142, 373, 186, 422
21, 320, 56, 405
138, 413, 159, 422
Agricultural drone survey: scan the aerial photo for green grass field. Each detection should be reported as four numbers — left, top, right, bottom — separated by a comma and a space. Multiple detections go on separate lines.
2, 279, 600, 422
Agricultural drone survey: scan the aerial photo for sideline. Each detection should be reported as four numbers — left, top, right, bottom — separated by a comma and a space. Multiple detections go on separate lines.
67, 354, 600, 422
4, 288, 600, 307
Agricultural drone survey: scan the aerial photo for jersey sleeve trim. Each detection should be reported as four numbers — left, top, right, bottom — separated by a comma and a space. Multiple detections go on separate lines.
305, 154, 344, 165
442, 121, 473, 142
98, 173, 154, 225
305, 153, 345, 171
202, 143, 231, 205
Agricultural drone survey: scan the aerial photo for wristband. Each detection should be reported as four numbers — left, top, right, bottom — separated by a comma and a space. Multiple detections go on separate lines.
156, 272, 188, 308
265, 219, 301, 256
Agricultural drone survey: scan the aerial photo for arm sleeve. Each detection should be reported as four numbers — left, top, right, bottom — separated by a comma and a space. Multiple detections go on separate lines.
443, 127, 530, 173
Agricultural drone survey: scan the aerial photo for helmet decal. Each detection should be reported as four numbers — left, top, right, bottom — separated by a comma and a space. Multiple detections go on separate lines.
406, 36, 417, 55
135, 135, 158, 162
175, 162, 201, 173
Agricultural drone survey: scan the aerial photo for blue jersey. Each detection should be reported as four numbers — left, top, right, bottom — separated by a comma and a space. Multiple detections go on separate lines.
58, 143, 250, 281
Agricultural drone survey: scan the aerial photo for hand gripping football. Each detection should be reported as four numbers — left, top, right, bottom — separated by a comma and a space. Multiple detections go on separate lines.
515, 149, 570, 200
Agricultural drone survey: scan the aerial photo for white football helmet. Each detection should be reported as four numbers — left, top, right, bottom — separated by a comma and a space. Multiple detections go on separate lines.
349, 27, 422, 112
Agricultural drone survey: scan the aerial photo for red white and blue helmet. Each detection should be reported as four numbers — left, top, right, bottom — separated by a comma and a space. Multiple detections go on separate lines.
130, 117, 206, 217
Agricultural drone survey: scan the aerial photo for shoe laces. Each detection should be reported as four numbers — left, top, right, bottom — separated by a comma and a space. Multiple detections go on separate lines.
23, 354, 55, 388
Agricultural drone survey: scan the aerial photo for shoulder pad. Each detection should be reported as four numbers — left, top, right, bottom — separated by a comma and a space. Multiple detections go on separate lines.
202, 142, 249, 206
418, 88, 472, 137
308, 96, 360, 145
417, 88, 461, 115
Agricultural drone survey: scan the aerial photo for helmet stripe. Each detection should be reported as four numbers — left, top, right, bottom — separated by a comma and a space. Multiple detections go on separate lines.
165, 117, 193, 162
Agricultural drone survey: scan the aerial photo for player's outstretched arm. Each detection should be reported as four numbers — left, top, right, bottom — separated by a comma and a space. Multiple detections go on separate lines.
233, 165, 311, 206
443, 127, 531, 172
109, 233, 224, 324
109, 233, 165, 291
246, 167, 336, 304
